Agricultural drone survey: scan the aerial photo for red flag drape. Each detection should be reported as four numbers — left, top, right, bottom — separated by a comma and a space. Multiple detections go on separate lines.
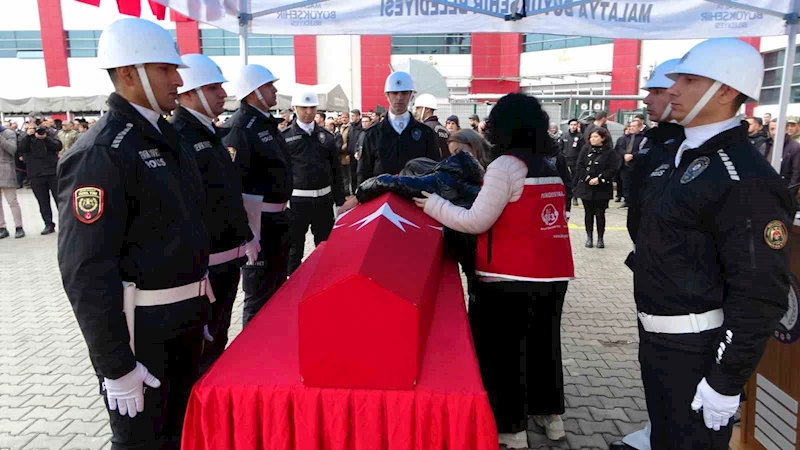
170, 8, 192, 22
148, 0, 166, 19
116, 0, 141, 16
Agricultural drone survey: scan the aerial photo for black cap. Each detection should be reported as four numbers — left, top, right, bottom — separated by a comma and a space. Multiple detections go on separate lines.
469, 114, 480, 121
351, 109, 361, 115
35, 127, 47, 135
446, 115, 460, 126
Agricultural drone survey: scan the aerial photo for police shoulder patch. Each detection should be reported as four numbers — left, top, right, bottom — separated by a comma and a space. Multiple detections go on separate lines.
73, 186, 104, 224
680, 156, 710, 184
765, 220, 788, 250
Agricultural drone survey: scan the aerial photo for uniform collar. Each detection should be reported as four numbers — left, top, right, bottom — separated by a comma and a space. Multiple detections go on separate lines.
388, 111, 411, 134
296, 120, 314, 136
676, 117, 741, 166
129, 101, 162, 134
250, 103, 272, 119
184, 107, 215, 135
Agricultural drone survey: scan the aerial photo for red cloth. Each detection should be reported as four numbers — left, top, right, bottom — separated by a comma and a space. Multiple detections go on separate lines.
115, 0, 141, 16
74, 0, 101, 6
170, 8, 192, 22
183, 243, 498, 449
148, 0, 166, 20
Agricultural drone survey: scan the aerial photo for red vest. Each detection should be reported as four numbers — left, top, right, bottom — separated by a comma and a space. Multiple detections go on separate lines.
475, 176, 575, 282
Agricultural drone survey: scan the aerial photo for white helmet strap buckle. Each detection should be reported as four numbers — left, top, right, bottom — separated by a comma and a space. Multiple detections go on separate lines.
679, 80, 722, 127
196, 88, 215, 120
136, 64, 164, 117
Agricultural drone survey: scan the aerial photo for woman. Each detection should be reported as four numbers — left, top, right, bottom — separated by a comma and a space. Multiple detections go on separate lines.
575, 127, 619, 249
414, 93, 574, 449
448, 128, 491, 169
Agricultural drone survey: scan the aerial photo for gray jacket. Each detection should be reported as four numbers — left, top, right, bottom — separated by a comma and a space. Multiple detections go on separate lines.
0, 128, 17, 188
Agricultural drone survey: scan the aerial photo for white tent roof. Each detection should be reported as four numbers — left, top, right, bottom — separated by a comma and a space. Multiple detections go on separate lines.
0, 86, 108, 113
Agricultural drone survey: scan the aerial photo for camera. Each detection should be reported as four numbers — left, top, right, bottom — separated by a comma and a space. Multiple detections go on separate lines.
35, 127, 47, 135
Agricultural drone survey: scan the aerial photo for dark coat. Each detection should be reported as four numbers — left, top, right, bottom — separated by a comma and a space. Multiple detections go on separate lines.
19, 133, 62, 178
575, 144, 619, 201
761, 134, 800, 187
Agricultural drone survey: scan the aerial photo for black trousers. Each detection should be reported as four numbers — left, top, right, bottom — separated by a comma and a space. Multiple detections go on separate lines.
287, 195, 334, 275
350, 162, 359, 194
30, 175, 57, 226
242, 210, 290, 327
639, 331, 733, 450
197, 259, 242, 375
471, 281, 567, 433
102, 299, 206, 450
582, 199, 608, 238
621, 164, 635, 200
341, 165, 353, 196
615, 170, 625, 199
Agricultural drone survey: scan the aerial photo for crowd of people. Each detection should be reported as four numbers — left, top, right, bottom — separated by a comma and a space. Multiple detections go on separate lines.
0, 17, 793, 450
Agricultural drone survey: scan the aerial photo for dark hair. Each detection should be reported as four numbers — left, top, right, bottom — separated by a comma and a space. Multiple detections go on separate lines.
748, 116, 763, 126
484, 93, 550, 156
634, 113, 645, 122
350, 109, 361, 115
594, 111, 607, 120
315, 112, 325, 119
589, 127, 613, 152
568, 119, 578, 125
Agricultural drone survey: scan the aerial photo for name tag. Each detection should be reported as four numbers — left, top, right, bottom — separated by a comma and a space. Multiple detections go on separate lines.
285, 135, 302, 143
139, 148, 166, 168
649, 163, 670, 177
193, 141, 213, 152
258, 130, 274, 143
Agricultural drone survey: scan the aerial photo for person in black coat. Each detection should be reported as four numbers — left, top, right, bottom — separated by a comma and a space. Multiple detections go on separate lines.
575, 127, 618, 248
618, 118, 646, 207
561, 119, 585, 206
19, 125, 62, 234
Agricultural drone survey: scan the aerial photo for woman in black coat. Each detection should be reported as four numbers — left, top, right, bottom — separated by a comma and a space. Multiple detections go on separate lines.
575, 127, 618, 249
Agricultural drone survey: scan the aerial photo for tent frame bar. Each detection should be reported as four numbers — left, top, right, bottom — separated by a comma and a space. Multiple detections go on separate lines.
426, 0, 594, 21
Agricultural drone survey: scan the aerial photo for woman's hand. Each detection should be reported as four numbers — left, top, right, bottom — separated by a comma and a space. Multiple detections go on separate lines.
339, 196, 359, 215
589, 177, 600, 186
413, 191, 432, 209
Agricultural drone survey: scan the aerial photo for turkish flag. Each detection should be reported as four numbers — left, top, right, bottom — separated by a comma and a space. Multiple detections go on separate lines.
74, 0, 101, 6
170, 8, 192, 22
299, 193, 445, 390
148, 0, 166, 19
116, 0, 141, 16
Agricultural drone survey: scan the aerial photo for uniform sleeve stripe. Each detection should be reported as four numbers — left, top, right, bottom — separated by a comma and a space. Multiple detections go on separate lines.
110, 123, 134, 149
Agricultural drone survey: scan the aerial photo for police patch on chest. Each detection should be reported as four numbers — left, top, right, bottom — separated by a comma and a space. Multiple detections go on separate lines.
765, 220, 788, 250
649, 164, 670, 177
680, 156, 710, 184
258, 130, 274, 143
411, 129, 422, 141
193, 141, 213, 152
318, 132, 326, 144
73, 186, 104, 225
138, 149, 166, 169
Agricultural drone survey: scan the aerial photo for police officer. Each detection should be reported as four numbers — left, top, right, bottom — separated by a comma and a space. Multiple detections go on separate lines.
170, 54, 256, 373
57, 19, 211, 449
633, 39, 792, 450
356, 71, 440, 185
561, 119, 585, 206
223, 64, 292, 327
413, 93, 449, 159
283, 91, 345, 274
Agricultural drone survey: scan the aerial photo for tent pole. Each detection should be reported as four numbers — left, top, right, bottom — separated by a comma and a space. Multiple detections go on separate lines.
772, 1, 800, 173
239, 0, 250, 66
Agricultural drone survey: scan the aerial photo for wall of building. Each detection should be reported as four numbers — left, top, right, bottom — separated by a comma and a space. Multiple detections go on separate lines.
520, 44, 613, 78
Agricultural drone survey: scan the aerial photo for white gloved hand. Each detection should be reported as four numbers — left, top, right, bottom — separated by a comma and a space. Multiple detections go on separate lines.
691, 377, 740, 431
241, 194, 264, 263
565, 211, 571, 221
244, 238, 260, 265
203, 324, 214, 342
103, 362, 161, 418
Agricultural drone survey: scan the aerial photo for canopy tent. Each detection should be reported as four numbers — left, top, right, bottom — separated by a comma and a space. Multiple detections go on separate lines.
277, 83, 350, 112
392, 59, 450, 101
0, 86, 108, 114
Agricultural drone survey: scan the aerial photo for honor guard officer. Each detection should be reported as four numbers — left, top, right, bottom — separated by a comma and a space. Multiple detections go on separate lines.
633, 38, 792, 450
223, 64, 292, 327
283, 91, 345, 274
414, 93, 450, 159
170, 54, 257, 373
357, 71, 440, 184
57, 19, 213, 449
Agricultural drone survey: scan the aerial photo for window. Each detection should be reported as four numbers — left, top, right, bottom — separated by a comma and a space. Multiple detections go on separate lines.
759, 47, 800, 105
201, 29, 293, 56
391, 34, 470, 55
522, 34, 611, 53
0, 31, 42, 58
66, 30, 102, 58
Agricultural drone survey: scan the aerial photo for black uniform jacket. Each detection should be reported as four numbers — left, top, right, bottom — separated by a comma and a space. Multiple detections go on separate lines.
561, 131, 585, 165
281, 122, 345, 206
222, 102, 293, 204
423, 115, 450, 160
357, 115, 440, 184
634, 123, 792, 396
170, 106, 252, 253
56, 93, 210, 379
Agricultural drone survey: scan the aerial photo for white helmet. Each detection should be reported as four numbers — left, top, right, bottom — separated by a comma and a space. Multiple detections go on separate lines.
667, 38, 764, 102
292, 91, 319, 107
232, 64, 279, 101
97, 18, 185, 70
177, 54, 227, 94
643, 59, 680, 91
384, 71, 415, 93
414, 93, 437, 110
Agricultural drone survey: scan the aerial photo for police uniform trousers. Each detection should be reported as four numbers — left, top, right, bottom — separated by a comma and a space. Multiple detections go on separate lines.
287, 194, 334, 275
242, 210, 290, 326
639, 328, 732, 450
197, 259, 242, 375
102, 298, 207, 450
470, 280, 568, 433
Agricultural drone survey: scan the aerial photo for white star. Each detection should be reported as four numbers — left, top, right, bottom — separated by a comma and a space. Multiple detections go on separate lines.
349, 202, 420, 232
332, 206, 356, 229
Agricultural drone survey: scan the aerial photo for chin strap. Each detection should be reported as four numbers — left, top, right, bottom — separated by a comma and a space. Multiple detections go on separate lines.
659, 104, 672, 123
254, 87, 272, 113
196, 88, 215, 119
678, 80, 722, 127
136, 64, 164, 116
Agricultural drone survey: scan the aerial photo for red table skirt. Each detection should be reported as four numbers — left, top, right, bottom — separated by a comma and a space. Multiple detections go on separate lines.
182, 243, 498, 450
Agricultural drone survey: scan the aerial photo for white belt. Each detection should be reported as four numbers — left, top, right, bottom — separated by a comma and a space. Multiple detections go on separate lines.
292, 186, 331, 198
208, 243, 247, 266
261, 202, 288, 213
638, 308, 723, 334
122, 275, 216, 354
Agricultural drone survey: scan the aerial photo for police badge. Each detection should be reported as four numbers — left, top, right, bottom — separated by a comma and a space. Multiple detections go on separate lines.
765, 220, 788, 250
411, 129, 422, 141
776, 275, 800, 344
679, 156, 710, 184
318, 132, 326, 144
73, 186, 104, 224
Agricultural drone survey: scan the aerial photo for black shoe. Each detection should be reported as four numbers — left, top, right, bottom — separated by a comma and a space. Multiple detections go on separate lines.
614, 197, 622, 202
620, 202, 630, 209
597, 238, 605, 249
609, 441, 637, 450
585, 237, 593, 248
572, 198, 579, 206
15, 228, 25, 239
0, 228, 8, 239
41, 224, 55, 235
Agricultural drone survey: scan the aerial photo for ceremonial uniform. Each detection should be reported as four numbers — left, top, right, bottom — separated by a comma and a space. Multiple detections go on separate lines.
633, 122, 792, 449
57, 93, 210, 449
357, 114, 440, 184
170, 106, 252, 372
282, 121, 345, 274
223, 103, 292, 326
422, 115, 450, 160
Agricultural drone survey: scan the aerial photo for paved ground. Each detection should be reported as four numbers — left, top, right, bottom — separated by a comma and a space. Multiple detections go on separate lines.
0, 189, 647, 450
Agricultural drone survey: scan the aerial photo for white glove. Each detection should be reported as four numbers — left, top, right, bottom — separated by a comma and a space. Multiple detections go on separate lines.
241, 194, 264, 262
691, 377, 740, 431
565, 211, 571, 221
203, 324, 214, 342
103, 362, 161, 418
244, 238, 260, 265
